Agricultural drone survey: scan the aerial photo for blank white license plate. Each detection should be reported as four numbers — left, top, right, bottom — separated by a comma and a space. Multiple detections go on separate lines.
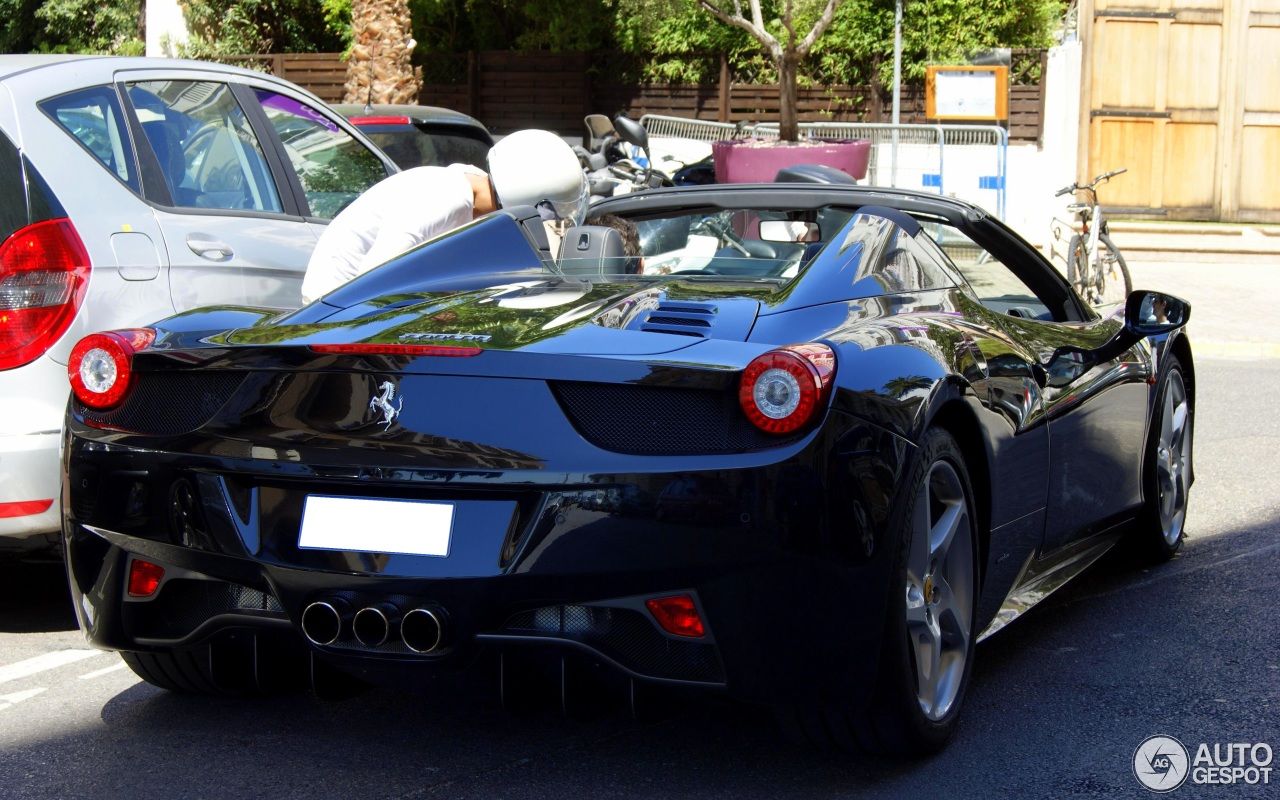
298, 496, 454, 557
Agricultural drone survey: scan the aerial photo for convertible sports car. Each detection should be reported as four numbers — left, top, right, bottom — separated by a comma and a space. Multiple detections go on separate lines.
61, 183, 1194, 755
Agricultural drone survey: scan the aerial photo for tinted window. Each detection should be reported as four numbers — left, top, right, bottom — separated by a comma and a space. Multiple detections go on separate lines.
254, 91, 387, 219
128, 81, 282, 213
0, 129, 27, 240
39, 87, 137, 192
363, 128, 489, 170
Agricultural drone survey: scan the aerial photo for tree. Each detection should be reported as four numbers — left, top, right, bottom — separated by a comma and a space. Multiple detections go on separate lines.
696, 0, 845, 141
345, 0, 423, 105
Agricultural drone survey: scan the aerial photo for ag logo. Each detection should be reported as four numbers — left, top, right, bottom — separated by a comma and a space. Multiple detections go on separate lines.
1134, 735, 1190, 792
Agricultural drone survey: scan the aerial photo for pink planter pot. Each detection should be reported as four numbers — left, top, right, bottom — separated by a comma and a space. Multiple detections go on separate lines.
712, 138, 871, 184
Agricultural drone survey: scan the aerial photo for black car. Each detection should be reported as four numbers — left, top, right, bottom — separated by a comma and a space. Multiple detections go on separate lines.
61, 184, 1194, 755
335, 103, 493, 171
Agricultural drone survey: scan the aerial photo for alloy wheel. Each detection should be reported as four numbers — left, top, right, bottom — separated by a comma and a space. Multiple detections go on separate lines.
904, 459, 974, 721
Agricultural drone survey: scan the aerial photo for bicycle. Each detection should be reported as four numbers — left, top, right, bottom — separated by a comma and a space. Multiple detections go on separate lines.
1052, 168, 1132, 306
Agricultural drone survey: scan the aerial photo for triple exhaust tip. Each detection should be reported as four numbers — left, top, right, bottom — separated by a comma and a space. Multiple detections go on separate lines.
301, 599, 446, 654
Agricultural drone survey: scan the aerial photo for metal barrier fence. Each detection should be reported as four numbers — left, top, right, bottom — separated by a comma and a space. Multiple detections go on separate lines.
640, 115, 1008, 219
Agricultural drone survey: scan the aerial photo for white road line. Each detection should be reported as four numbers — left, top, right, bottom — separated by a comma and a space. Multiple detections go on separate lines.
78, 662, 127, 680
0, 687, 47, 710
0, 650, 102, 686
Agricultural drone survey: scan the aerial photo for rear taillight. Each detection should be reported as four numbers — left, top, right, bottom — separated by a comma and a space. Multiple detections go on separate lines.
67, 328, 155, 409
739, 343, 836, 434
0, 219, 91, 371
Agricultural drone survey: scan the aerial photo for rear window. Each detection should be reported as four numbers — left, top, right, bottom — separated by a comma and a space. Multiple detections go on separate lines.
362, 129, 490, 170
38, 87, 138, 193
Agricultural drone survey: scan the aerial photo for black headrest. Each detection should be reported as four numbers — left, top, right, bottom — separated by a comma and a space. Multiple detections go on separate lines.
774, 163, 858, 185
557, 225, 628, 275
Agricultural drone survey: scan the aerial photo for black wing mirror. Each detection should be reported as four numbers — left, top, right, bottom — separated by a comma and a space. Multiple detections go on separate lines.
1124, 290, 1190, 337
1036, 290, 1191, 386
613, 115, 649, 152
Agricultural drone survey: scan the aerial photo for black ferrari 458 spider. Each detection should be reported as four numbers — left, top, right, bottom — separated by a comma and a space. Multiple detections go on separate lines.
62, 183, 1194, 754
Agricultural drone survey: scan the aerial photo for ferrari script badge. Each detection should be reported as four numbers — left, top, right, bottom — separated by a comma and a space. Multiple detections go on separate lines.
369, 381, 403, 431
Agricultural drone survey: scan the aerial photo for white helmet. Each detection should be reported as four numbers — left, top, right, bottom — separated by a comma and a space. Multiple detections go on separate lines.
487, 130, 589, 227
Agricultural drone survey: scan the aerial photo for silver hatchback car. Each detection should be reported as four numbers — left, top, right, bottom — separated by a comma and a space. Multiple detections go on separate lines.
0, 55, 396, 550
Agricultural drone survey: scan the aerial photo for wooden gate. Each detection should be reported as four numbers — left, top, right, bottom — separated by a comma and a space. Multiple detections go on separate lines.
1080, 0, 1280, 222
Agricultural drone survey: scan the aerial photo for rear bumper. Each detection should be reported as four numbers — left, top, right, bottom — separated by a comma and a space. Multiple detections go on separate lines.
63, 413, 912, 710
0, 431, 61, 542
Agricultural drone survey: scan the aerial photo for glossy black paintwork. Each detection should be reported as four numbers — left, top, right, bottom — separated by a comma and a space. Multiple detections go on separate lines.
62, 188, 1193, 710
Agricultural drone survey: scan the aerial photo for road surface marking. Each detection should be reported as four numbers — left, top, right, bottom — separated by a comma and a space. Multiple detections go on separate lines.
0, 650, 102, 686
0, 688, 47, 710
78, 662, 127, 680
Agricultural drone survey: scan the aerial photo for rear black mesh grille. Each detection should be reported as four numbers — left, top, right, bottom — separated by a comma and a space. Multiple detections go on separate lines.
79, 372, 245, 435
549, 381, 803, 455
131, 579, 284, 640
502, 605, 723, 683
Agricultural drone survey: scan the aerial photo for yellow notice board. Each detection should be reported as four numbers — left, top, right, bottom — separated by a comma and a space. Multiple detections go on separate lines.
926, 66, 1009, 121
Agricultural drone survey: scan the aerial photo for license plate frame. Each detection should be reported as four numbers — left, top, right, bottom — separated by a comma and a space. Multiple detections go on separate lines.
298, 495, 454, 557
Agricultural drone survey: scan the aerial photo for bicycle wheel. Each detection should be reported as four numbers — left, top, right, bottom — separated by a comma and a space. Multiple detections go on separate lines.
1095, 233, 1132, 306
1066, 235, 1093, 301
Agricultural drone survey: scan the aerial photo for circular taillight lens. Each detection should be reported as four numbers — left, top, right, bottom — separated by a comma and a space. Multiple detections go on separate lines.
67, 329, 154, 409
739, 345, 835, 434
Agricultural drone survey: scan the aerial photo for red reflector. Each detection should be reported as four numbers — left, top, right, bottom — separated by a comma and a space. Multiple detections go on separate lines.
0, 218, 91, 371
348, 116, 412, 126
127, 559, 165, 597
0, 499, 54, 518
645, 595, 706, 638
310, 344, 483, 357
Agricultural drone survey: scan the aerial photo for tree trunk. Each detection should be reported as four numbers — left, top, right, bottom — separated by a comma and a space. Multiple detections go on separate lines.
344, 0, 423, 106
777, 55, 801, 142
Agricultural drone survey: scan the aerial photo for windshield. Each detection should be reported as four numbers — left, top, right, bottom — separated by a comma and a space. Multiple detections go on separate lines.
553, 205, 856, 284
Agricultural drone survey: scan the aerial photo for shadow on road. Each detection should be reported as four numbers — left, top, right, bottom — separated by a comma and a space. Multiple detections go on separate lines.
0, 555, 78, 634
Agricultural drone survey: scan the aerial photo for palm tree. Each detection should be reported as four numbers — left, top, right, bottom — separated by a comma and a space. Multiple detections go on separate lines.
344, 0, 423, 105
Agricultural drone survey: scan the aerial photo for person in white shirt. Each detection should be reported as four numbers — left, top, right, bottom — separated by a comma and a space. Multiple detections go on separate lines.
302, 129, 587, 304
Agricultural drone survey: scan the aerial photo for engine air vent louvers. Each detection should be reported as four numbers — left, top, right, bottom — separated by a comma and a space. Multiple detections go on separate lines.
638, 302, 717, 338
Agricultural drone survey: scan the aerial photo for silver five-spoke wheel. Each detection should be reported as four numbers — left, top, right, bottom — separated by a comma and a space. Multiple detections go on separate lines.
905, 458, 974, 721
1155, 368, 1190, 547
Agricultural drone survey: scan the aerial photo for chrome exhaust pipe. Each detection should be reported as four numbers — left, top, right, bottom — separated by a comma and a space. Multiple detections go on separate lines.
353, 603, 400, 647
401, 607, 446, 653
301, 598, 351, 646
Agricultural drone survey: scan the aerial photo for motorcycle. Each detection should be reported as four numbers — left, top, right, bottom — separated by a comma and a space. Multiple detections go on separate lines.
575, 114, 675, 201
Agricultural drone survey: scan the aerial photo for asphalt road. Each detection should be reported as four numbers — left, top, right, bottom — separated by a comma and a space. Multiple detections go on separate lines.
2, 264, 1278, 799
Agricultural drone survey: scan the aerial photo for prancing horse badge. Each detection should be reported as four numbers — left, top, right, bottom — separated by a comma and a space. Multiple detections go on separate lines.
369, 381, 403, 431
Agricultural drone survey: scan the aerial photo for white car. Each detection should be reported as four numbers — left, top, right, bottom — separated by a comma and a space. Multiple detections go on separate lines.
0, 55, 396, 551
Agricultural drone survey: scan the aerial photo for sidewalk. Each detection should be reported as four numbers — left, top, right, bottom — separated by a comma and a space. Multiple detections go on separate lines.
1106, 220, 1280, 264
1124, 260, 1280, 360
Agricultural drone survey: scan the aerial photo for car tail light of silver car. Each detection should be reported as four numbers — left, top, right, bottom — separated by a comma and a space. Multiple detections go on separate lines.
67, 328, 156, 409
0, 218, 91, 371
738, 343, 836, 434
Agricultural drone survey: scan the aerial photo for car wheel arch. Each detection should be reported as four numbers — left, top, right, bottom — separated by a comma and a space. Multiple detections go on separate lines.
922, 399, 992, 590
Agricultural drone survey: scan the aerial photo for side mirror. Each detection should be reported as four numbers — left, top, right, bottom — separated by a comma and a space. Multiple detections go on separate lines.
1036, 290, 1191, 386
1125, 289, 1191, 337
613, 115, 649, 151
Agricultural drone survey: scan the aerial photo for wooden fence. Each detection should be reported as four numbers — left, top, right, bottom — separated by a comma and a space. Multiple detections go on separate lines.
237, 50, 1048, 143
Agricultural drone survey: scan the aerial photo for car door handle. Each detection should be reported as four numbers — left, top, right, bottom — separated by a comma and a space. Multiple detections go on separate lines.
186, 235, 234, 261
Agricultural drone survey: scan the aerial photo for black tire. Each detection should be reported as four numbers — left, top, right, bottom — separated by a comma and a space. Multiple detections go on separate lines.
1066, 234, 1090, 301
121, 648, 225, 695
778, 427, 979, 755
1132, 357, 1193, 561
1095, 233, 1132, 306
